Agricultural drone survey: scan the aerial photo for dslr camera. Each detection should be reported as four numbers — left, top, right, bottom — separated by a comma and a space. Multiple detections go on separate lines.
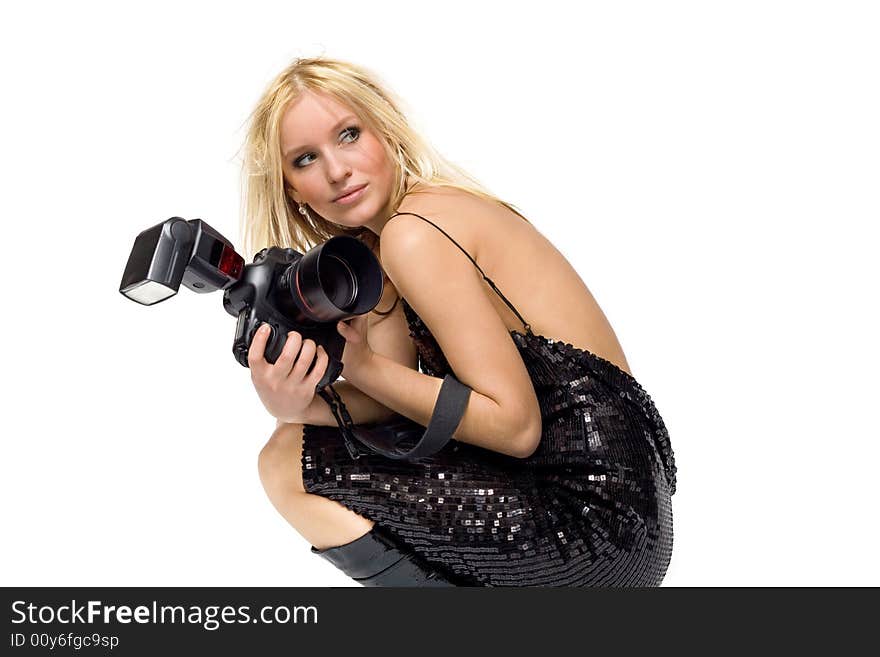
119, 217, 383, 390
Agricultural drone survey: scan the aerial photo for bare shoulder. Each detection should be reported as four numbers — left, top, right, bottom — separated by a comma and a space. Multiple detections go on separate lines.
382, 183, 509, 260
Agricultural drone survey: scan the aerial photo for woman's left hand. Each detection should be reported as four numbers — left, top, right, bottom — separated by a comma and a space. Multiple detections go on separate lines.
337, 314, 375, 378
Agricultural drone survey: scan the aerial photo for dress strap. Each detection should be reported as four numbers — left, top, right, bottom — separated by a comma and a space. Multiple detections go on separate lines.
387, 211, 533, 336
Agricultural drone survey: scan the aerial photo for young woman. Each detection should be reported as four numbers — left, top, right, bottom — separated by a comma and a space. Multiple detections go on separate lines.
245, 57, 676, 586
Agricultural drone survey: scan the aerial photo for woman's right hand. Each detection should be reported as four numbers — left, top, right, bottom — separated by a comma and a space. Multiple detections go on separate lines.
248, 323, 330, 423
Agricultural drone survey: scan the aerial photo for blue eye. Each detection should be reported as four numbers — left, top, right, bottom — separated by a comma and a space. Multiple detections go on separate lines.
293, 126, 361, 168
294, 153, 316, 168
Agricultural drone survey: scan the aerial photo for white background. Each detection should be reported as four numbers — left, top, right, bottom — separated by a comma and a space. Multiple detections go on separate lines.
1, 0, 877, 587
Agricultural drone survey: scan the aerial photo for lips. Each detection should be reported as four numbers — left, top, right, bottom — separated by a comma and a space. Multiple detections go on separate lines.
333, 184, 367, 202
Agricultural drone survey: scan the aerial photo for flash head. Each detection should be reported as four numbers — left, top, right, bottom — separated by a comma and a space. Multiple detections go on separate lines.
119, 217, 243, 305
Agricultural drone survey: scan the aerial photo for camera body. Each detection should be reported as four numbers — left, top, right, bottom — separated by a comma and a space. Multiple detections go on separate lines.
225, 246, 347, 386
120, 217, 384, 390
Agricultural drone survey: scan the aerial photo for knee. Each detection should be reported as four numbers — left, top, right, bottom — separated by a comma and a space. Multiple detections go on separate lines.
258, 422, 307, 497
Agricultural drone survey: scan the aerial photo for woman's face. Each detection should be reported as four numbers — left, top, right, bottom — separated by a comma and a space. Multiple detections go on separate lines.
280, 90, 396, 232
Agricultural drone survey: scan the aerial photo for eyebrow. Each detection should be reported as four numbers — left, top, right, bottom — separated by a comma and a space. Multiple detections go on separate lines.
283, 116, 359, 159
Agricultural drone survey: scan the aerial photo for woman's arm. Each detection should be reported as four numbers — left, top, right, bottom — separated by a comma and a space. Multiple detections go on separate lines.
343, 195, 543, 459
282, 379, 394, 427
343, 354, 538, 458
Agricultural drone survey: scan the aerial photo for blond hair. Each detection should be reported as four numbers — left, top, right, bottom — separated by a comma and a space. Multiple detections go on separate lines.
239, 56, 530, 258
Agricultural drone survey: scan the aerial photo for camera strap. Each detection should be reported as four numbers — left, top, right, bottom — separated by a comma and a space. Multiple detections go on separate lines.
318, 375, 471, 461
318, 385, 363, 460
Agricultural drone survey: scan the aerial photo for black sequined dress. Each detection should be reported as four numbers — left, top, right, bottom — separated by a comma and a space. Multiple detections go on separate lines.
302, 212, 677, 587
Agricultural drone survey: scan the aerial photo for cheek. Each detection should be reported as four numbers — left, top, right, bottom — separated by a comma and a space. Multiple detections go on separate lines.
359, 136, 391, 174
285, 169, 320, 196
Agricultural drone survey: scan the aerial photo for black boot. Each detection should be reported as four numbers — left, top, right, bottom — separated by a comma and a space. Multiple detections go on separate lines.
311, 527, 457, 587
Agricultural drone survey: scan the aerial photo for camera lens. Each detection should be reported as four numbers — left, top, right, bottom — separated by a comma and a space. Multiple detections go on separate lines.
288, 236, 384, 322
319, 254, 358, 310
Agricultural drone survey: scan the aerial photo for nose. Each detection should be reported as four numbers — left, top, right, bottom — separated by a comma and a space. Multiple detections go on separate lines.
324, 150, 352, 185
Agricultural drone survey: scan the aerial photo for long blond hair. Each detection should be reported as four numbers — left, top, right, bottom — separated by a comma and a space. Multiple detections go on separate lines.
239, 56, 530, 259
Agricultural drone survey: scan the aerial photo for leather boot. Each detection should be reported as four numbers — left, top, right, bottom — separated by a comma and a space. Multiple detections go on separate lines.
311, 527, 457, 587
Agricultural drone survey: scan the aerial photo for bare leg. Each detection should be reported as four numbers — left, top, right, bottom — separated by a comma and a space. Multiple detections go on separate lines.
258, 422, 374, 551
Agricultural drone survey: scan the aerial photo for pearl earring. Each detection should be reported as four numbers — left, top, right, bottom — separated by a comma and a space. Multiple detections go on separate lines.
297, 202, 312, 222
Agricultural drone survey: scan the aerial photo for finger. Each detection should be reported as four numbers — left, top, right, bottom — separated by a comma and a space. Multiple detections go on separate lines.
289, 338, 318, 382
305, 345, 330, 386
247, 323, 272, 372
337, 319, 362, 343
271, 331, 302, 380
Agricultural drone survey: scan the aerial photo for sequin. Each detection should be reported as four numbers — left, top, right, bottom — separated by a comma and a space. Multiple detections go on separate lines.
301, 213, 676, 586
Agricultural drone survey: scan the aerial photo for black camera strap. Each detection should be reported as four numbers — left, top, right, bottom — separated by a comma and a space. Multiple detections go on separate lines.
318, 375, 471, 461
316, 385, 356, 459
